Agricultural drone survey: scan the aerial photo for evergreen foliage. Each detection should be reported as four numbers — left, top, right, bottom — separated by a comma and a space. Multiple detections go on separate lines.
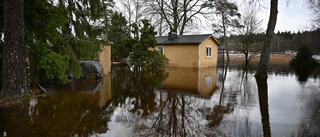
22, 0, 114, 84
290, 46, 319, 68
129, 20, 169, 75
290, 46, 319, 82
107, 12, 130, 59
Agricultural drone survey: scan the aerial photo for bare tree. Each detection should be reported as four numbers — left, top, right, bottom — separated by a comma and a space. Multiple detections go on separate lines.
210, 0, 241, 62
120, 0, 150, 25
308, 0, 320, 28
149, 0, 212, 35
235, 6, 264, 66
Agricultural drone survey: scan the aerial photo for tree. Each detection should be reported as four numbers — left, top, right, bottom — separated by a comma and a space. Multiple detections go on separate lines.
255, 0, 278, 79
149, 0, 212, 35
290, 45, 319, 82
120, 0, 149, 26
235, 6, 263, 66
308, 0, 320, 28
2, 0, 29, 98
107, 12, 130, 59
210, 0, 241, 62
0, 0, 3, 90
24, 0, 114, 84
129, 20, 169, 74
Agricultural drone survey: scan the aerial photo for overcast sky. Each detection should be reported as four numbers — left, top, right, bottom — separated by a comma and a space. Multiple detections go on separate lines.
258, 0, 313, 33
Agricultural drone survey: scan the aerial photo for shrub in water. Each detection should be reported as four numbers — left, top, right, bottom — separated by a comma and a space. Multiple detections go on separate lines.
290, 46, 319, 82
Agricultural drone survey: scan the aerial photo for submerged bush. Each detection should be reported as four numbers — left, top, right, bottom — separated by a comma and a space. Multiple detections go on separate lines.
290, 46, 319, 82
290, 46, 319, 68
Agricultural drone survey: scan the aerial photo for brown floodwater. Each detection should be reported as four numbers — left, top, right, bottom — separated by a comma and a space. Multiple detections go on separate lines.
0, 63, 319, 137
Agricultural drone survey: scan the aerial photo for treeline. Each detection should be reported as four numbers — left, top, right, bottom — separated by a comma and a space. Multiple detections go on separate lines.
227, 29, 320, 54
272, 29, 320, 54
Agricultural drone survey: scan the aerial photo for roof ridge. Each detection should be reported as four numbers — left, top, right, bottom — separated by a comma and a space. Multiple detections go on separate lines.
155, 34, 212, 37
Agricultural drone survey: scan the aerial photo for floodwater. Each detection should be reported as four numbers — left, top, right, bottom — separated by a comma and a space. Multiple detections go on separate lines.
0, 62, 320, 137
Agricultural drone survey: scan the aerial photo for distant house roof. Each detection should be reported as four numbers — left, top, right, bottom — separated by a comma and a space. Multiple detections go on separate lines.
156, 34, 221, 46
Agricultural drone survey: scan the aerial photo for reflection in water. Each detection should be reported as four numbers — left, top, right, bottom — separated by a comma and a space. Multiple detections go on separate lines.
206, 62, 234, 128
108, 89, 219, 136
0, 75, 112, 136
292, 66, 318, 82
296, 86, 320, 136
256, 78, 271, 137
107, 66, 228, 136
109, 66, 218, 136
1, 64, 320, 136
164, 67, 218, 97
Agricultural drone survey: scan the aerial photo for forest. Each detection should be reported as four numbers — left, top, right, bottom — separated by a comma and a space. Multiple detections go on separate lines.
227, 29, 320, 54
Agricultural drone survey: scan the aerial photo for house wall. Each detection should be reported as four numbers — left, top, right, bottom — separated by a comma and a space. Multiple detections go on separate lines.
199, 37, 219, 68
101, 44, 111, 75
163, 45, 198, 68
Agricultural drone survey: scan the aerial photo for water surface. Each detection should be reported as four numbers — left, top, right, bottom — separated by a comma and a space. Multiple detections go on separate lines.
0, 63, 319, 136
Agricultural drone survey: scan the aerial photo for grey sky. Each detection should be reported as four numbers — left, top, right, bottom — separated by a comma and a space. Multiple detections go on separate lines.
263, 0, 312, 32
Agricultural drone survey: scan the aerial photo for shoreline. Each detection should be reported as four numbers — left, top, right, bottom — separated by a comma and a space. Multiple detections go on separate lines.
219, 54, 294, 65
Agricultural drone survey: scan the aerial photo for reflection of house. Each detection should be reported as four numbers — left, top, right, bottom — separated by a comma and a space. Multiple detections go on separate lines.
40, 75, 112, 109
164, 67, 217, 97
156, 32, 221, 68
80, 75, 112, 108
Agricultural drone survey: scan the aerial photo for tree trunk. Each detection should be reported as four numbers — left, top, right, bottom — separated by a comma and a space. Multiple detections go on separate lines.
2, 0, 29, 98
222, 12, 230, 62
172, 0, 178, 32
245, 53, 249, 67
255, 0, 278, 78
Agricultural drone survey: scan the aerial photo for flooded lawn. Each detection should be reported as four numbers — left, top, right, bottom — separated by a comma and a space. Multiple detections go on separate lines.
0, 63, 320, 136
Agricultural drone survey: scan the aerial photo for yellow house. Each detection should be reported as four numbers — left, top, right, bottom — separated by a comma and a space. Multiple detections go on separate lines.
156, 32, 221, 68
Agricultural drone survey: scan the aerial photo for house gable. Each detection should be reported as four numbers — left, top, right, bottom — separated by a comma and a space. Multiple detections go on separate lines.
198, 37, 219, 68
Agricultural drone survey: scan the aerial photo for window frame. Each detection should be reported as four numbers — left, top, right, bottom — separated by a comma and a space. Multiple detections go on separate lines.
157, 46, 164, 55
206, 46, 212, 58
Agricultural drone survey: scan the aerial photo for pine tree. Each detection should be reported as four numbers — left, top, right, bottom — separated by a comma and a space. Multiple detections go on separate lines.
290, 46, 319, 68
107, 12, 130, 59
24, 0, 114, 84
290, 46, 319, 82
130, 20, 168, 74
0, 0, 115, 85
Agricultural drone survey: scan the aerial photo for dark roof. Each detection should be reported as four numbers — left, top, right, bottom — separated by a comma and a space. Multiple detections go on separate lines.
156, 34, 221, 46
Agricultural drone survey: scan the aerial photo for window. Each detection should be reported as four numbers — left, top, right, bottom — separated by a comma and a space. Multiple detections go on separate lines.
206, 46, 212, 58
157, 46, 164, 55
